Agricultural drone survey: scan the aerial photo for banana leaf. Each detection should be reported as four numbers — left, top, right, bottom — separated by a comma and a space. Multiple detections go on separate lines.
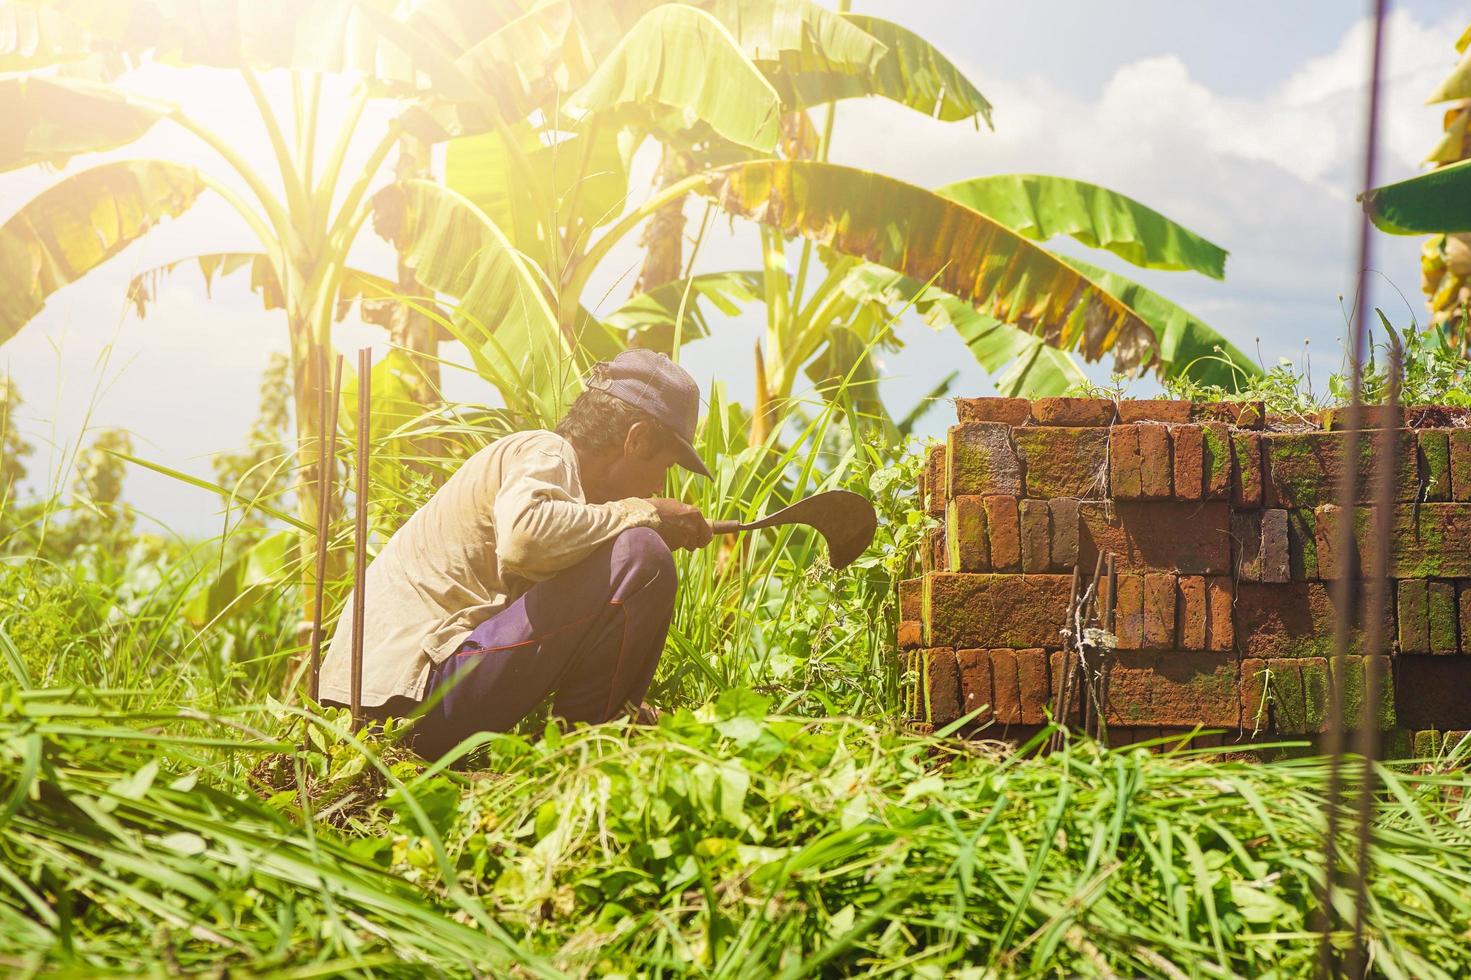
703, 0, 885, 78
1361, 157, 1471, 235
568, 5, 783, 152
698, 160, 1158, 373
0, 76, 172, 172
0, 4, 96, 71
0, 160, 205, 345
183, 531, 294, 628
938, 174, 1228, 279
606, 270, 764, 353
1058, 255, 1259, 389
370, 180, 574, 421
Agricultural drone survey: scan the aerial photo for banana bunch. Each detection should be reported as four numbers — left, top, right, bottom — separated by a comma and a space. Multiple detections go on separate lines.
1422, 25, 1471, 339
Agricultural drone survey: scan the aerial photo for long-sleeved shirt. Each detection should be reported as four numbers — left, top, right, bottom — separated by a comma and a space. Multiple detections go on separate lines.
318, 429, 659, 706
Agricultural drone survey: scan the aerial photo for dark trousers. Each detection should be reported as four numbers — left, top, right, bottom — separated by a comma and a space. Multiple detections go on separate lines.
409, 527, 676, 758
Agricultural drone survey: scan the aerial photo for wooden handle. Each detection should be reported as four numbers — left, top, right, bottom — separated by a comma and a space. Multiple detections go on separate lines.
711, 519, 742, 535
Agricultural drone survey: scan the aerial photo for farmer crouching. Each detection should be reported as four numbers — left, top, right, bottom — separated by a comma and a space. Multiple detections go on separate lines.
318, 350, 713, 757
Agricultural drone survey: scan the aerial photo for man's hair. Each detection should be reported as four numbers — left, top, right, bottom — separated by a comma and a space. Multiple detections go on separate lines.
556, 387, 670, 455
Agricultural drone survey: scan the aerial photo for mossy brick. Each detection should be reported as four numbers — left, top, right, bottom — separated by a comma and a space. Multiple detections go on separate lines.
925, 444, 947, 518
1202, 423, 1232, 500
1236, 582, 1386, 659
1019, 500, 1051, 573
1013, 426, 1110, 498
1429, 580, 1458, 654
1048, 497, 1080, 570
1461, 582, 1471, 654
1103, 651, 1239, 728
1178, 575, 1207, 650
1077, 501, 1232, 575
947, 422, 1022, 498
1266, 658, 1308, 734
1193, 400, 1265, 429
946, 496, 989, 572
956, 648, 995, 724
1240, 658, 1270, 733
1138, 423, 1173, 498
1321, 405, 1407, 431
1172, 424, 1205, 500
956, 397, 1031, 426
1261, 509, 1290, 583
990, 648, 1022, 724
1031, 396, 1116, 426
1380, 728, 1415, 760
1232, 510, 1264, 581
1263, 430, 1418, 508
1413, 729, 1443, 757
983, 495, 1021, 571
1300, 657, 1330, 732
1287, 509, 1319, 579
918, 648, 961, 725
1109, 425, 1144, 498
923, 573, 1073, 649
1231, 431, 1264, 509
1206, 576, 1235, 652
1144, 572, 1177, 649
1311, 504, 1368, 580
898, 621, 923, 649
899, 578, 923, 621
1397, 579, 1430, 654
1336, 655, 1395, 731
1115, 573, 1145, 649
1420, 430, 1452, 501
1321, 504, 1471, 579
1016, 648, 1051, 725
1119, 399, 1192, 423
1450, 430, 1471, 502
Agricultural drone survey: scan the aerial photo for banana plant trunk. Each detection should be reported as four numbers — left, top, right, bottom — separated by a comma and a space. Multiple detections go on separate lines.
289, 320, 341, 670
633, 141, 691, 299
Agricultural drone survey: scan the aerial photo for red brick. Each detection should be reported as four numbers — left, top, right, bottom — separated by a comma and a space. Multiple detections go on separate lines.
1240, 658, 1270, 734
918, 648, 961, 725
956, 648, 995, 723
1193, 400, 1265, 429
1078, 501, 1232, 575
956, 397, 1030, 426
990, 648, 1022, 724
1235, 582, 1387, 659
1429, 580, 1458, 655
1398, 579, 1430, 654
983, 495, 1020, 571
1316, 503, 1471, 579
1109, 425, 1143, 498
947, 422, 1022, 497
1115, 573, 1144, 649
925, 444, 947, 518
1396, 656, 1471, 730
1031, 396, 1116, 426
1103, 651, 1239, 728
1263, 430, 1419, 508
1461, 583, 1471, 655
923, 573, 1073, 649
898, 621, 923, 649
1450, 430, 1471, 503
1048, 497, 1080, 570
1231, 432, 1264, 509
1261, 509, 1290, 583
1203, 423, 1232, 500
1232, 510, 1264, 581
923, 527, 946, 575
899, 578, 923, 621
1016, 648, 1051, 725
1013, 426, 1110, 498
1206, 576, 1234, 652
946, 495, 989, 572
1321, 405, 1407, 430
1137, 423, 1173, 498
1144, 572, 1177, 649
1019, 500, 1051, 573
1172, 424, 1205, 500
1407, 406, 1471, 428
1119, 399, 1192, 423
1177, 576, 1207, 650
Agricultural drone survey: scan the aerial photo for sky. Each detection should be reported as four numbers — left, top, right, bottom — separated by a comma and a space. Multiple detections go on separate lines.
4, 1, 1468, 537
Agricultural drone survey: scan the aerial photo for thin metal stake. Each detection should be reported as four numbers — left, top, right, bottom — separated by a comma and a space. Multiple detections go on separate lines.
307, 352, 343, 703
350, 347, 372, 728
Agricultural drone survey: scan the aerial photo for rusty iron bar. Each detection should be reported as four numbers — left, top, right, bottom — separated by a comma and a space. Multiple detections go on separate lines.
350, 347, 372, 728
1051, 565, 1085, 753
307, 352, 343, 703
1095, 554, 1117, 743
1319, 1, 1388, 976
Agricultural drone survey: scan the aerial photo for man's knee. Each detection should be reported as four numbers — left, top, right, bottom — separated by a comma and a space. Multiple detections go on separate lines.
612, 526, 676, 591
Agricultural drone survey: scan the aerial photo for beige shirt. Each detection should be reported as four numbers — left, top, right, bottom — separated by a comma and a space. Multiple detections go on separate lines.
318, 429, 659, 706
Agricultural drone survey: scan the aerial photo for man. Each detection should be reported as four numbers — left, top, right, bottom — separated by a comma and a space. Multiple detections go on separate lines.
318, 349, 713, 757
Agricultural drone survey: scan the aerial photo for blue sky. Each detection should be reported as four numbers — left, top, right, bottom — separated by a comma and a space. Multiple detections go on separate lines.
4, 2, 1468, 536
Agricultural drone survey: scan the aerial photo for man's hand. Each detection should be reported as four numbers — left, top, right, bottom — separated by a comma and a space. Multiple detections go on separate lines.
648, 498, 713, 551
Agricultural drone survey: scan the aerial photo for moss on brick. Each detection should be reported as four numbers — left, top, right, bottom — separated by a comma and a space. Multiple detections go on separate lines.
1421, 430, 1452, 501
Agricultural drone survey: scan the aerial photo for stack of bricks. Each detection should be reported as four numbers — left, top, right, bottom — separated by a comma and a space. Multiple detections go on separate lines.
899, 396, 1471, 753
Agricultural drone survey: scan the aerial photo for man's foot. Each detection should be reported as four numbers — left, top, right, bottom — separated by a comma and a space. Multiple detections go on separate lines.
632, 702, 661, 725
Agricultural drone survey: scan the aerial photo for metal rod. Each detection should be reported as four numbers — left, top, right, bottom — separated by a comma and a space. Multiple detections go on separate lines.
307, 352, 344, 702
1320, 3, 1387, 975
350, 347, 372, 727
1098, 554, 1117, 743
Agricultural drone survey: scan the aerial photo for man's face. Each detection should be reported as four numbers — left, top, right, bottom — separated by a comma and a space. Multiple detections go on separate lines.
598, 420, 683, 501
